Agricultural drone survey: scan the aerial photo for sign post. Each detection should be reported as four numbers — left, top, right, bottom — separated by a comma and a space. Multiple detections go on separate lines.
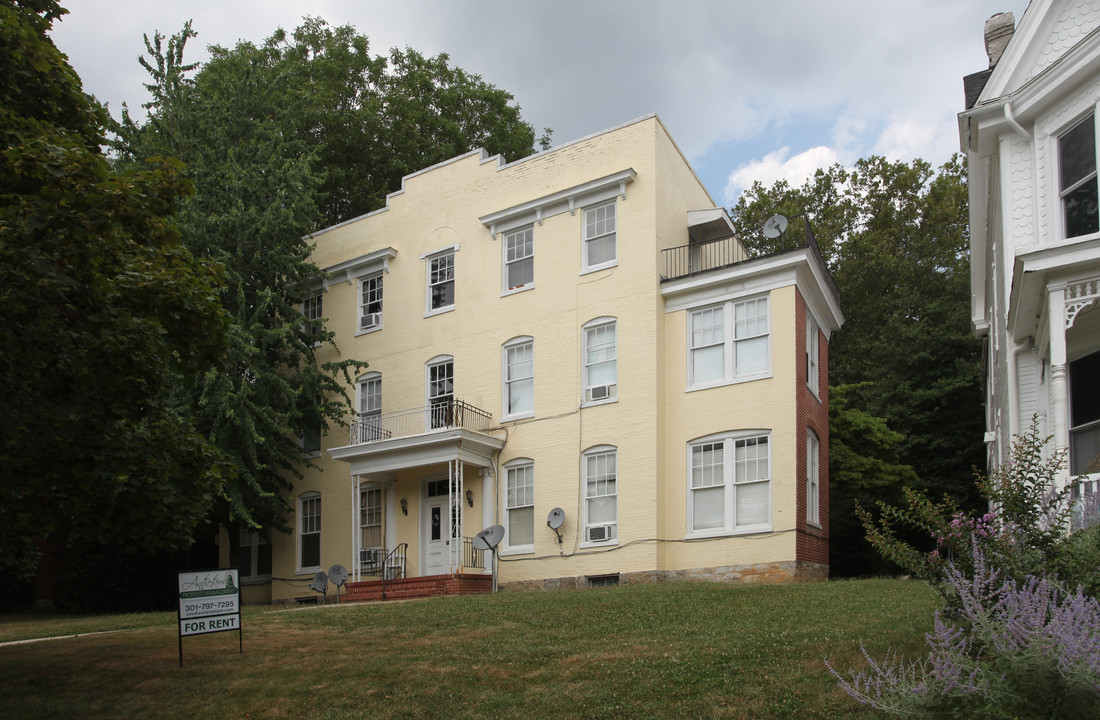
177, 569, 242, 667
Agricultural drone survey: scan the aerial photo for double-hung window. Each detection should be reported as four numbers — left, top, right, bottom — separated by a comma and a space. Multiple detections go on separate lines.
427, 357, 454, 429
359, 274, 383, 332
688, 432, 771, 535
1070, 350, 1100, 477
1059, 113, 1099, 239
504, 227, 534, 292
360, 487, 383, 568
237, 529, 271, 580
807, 430, 820, 526
504, 459, 534, 552
688, 296, 770, 387
806, 313, 820, 396
503, 337, 534, 419
583, 446, 617, 543
357, 373, 382, 442
583, 318, 617, 404
299, 493, 321, 570
583, 202, 616, 271
427, 250, 455, 314
303, 292, 323, 343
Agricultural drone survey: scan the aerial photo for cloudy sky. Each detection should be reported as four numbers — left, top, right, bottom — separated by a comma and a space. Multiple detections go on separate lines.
50, 0, 1031, 207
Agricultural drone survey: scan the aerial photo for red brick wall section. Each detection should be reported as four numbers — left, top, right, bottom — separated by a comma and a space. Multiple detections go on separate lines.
794, 290, 830, 571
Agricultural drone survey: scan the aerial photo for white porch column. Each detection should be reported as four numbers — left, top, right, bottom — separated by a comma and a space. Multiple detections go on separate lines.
351, 475, 361, 582
1048, 286, 1070, 491
482, 465, 495, 530
384, 482, 397, 552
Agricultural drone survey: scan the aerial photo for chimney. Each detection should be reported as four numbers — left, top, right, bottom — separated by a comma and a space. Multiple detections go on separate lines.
985, 12, 1015, 68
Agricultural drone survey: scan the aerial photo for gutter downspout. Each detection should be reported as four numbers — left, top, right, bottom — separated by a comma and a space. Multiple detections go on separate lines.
1004, 102, 1031, 142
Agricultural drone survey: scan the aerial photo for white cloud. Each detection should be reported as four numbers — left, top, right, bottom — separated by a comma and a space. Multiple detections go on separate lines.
723, 146, 840, 206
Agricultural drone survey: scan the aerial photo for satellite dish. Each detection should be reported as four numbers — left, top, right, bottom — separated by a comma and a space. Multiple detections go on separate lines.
309, 570, 328, 594
762, 214, 789, 239
546, 507, 565, 529
328, 564, 349, 587
473, 524, 505, 551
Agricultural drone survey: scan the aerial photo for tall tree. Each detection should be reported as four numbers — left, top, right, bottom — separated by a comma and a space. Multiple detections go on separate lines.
731, 156, 985, 574
115, 18, 547, 539
0, 0, 227, 579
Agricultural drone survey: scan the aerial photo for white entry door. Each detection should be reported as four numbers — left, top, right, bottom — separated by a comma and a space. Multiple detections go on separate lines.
422, 498, 448, 575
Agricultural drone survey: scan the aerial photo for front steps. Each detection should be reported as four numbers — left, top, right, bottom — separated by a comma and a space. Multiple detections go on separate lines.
343, 573, 492, 602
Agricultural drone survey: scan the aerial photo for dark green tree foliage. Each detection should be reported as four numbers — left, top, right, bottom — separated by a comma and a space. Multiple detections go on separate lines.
828, 385, 919, 576
116, 18, 544, 538
0, 1, 227, 579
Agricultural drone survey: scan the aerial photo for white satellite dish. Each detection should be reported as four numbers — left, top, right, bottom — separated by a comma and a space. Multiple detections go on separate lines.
546, 507, 565, 544
473, 524, 506, 594
762, 214, 789, 239
309, 570, 328, 596
328, 564, 349, 587
473, 524, 505, 551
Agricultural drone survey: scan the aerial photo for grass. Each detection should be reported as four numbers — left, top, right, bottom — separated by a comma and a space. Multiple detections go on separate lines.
0, 578, 935, 719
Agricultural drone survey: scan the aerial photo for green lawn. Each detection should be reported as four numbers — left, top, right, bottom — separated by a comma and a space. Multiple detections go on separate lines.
0, 578, 934, 719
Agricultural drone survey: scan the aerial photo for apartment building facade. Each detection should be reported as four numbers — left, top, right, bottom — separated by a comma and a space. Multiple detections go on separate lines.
227, 115, 842, 603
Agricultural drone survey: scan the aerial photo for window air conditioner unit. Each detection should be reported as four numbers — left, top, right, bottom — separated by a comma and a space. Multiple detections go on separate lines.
360, 312, 380, 330
589, 384, 612, 401
588, 525, 611, 542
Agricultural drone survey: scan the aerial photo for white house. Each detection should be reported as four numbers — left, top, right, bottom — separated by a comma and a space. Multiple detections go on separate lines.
959, 0, 1100, 518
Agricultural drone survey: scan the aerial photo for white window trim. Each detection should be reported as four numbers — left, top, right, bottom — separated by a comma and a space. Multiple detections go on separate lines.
807, 311, 820, 398
302, 292, 324, 348
581, 201, 618, 274
501, 225, 535, 296
426, 355, 455, 429
501, 458, 535, 555
297, 492, 322, 574
502, 336, 535, 421
422, 244, 459, 317
582, 317, 618, 407
581, 445, 618, 548
356, 273, 384, 336
1056, 110, 1100, 241
686, 431, 773, 538
687, 295, 772, 391
807, 430, 821, 527
238, 529, 271, 583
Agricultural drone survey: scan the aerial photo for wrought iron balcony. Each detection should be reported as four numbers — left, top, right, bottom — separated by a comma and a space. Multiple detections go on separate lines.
349, 400, 494, 445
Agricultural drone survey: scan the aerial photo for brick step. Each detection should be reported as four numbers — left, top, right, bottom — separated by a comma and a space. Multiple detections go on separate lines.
341, 573, 492, 603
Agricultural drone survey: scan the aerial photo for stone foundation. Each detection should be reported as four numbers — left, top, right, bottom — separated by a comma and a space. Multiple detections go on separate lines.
497, 560, 828, 593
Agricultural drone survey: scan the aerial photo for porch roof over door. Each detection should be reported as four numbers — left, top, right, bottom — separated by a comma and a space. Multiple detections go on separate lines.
329, 427, 505, 476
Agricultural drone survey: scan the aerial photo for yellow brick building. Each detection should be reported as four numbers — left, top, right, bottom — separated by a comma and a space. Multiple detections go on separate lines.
228, 115, 842, 603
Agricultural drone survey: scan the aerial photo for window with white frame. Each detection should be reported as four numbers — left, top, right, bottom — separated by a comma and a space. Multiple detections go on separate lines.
1070, 350, 1100, 476
357, 373, 382, 441
504, 226, 534, 291
237, 529, 271, 580
360, 487, 383, 566
688, 296, 770, 388
583, 202, 616, 270
806, 312, 820, 396
303, 292, 323, 342
359, 274, 383, 331
807, 430, 820, 525
583, 318, 617, 403
503, 337, 534, 418
427, 356, 454, 429
427, 250, 455, 313
504, 459, 534, 551
688, 432, 771, 535
583, 446, 617, 543
299, 493, 321, 570
1059, 113, 1099, 239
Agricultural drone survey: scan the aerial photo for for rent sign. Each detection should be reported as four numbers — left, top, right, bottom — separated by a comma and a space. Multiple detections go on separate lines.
177, 569, 242, 666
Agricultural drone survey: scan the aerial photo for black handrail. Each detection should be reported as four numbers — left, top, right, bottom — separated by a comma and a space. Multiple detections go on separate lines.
462, 537, 484, 570
380, 543, 407, 600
